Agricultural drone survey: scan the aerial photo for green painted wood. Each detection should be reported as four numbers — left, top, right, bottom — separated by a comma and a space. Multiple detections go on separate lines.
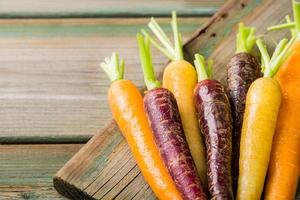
0, 135, 92, 144
0, 18, 207, 144
0, 18, 206, 38
0, 144, 83, 199
0, 0, 226, 18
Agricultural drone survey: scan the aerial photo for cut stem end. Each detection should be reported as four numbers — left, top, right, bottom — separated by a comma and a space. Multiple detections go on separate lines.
236, 23, 257, 54
100, 52, 125, 82
194, 54, 213, 82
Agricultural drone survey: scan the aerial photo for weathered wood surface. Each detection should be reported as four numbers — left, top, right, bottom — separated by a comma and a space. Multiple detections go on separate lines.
0, 18, 207, 143
54, 121, 156, 200
54, 0, 299, 199
0, 144, 82, 199
0, 0, 225, 18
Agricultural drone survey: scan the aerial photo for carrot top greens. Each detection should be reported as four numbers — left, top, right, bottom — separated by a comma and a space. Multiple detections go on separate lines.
236, 23, 257, 54
194, 54, 213, 82
142, 11, 183, 61
256, 37, 295, 78
268, 0, 300, 39
100, 53, 125, 82
137, 33, 161, 90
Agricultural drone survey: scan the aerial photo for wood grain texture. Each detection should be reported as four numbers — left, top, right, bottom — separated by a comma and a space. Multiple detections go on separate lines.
0, 144, 83, 199
0, 0, 225, 18
0, 18, 207, 143
55, 1, 297, 199
54, 121, 157, 200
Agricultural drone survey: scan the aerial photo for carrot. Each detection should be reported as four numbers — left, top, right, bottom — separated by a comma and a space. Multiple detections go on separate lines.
263, 1, 300, 199
193, 54, 234, 200
142, 12, 207, 188
226, 23, 261, 194
137, 34, 207, 200
100, 53, 182, 200
236, 36, 295, 200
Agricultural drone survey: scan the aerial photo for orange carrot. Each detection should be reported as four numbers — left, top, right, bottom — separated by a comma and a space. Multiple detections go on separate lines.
143, 12, 207, 188
100, 53, 182, 200
264, 2, 300, 198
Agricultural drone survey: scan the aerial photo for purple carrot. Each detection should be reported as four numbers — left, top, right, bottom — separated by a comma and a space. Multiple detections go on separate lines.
137, 34, 207, 200
226, 23, 261, 194
193, 54, 233, 200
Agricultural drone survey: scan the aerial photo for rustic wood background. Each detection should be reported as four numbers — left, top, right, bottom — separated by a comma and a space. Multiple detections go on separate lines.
2, 0, 298, 199
52, 0, 300, 199
0, 0, 225, 199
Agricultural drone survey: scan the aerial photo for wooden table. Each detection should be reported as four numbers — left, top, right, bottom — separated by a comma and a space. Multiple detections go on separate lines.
0, 1, 225, 199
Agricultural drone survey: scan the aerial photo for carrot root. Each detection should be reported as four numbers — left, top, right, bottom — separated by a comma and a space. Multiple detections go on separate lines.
144, 88, 207, 200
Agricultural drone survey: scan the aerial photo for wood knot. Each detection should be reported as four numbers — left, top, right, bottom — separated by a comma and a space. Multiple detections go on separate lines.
210, 33, 216, 38
221, 13, 228, 19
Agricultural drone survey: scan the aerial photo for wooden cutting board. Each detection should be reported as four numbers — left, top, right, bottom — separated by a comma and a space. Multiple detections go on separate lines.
53, 0, 298, 199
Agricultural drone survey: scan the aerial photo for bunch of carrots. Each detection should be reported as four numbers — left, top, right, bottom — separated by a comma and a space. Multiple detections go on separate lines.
100, 0, 300, 199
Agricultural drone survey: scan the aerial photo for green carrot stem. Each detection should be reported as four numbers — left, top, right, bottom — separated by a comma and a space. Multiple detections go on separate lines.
142, 29, 173, 60
270, 37, 295, 75
256, 37, 295, 78
286, 15, 297, 38
146, 11, 183, 61
171, 11, 184, 60
137, 33, 161, 90
267, 22, 295, 31
149, 18, 174, 55
267, 1, 300, 39
236, 23, 257, 54
100, 52, 125, 82
293, 0, 300, 37
271, 38, 288, 59
256, 39, 270, 72
207, 59, 213, 79
194, 54, 213, 82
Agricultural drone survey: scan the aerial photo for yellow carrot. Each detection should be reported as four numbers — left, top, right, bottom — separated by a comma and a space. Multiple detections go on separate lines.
237, 37, 294, 200
143, 12, 207, 187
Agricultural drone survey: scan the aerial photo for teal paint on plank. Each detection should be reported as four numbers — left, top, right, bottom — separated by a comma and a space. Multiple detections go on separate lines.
0, 0, 226, 20
0, 135, 92, 144
0, 187, 67, 200
0, 144, 82, 185
0, 8, 219, 19
0, 22, 202, 38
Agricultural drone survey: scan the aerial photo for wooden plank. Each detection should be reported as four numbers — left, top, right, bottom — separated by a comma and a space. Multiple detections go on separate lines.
0, 0, 226, 18
53, 121, 156, 200
0, 186, 66, 200
0, 17, 207, 143
55, 1, 298, 199
0, 144, 83, 199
